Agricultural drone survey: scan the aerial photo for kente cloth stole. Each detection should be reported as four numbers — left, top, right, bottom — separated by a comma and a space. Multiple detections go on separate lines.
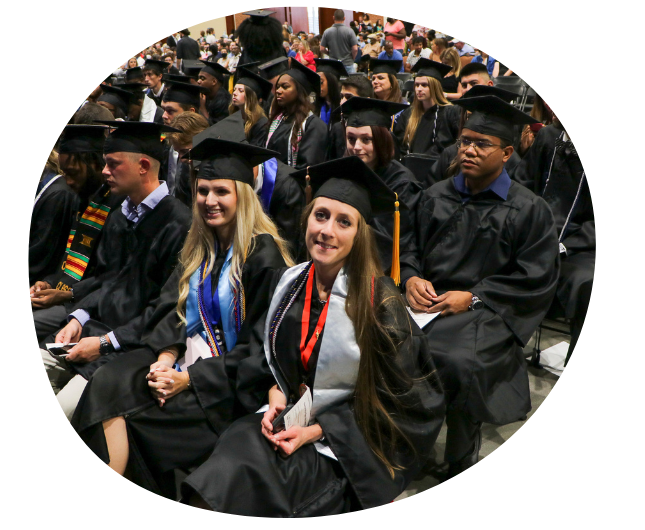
58, 188, 113, 288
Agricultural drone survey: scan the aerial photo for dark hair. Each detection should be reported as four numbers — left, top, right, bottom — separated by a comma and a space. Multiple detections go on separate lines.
72, 102, 115, 124
412, 36, 425, 45
341, 74, 373, 98
269, 73, 314, 149
459, 62, 490, 80
371, 125, 395, 168
315, 72, 341, 124
209, 44, 218, 55
333, 9, 345, 20
427, 30, 436, 41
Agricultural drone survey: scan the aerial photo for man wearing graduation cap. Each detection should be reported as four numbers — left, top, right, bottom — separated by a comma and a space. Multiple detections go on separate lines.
427, 84, 523, 186
96, 84, 133, 120
402, 95, 560, 479
32, 125, 124, 342
117, 82, 164, 124
143, 59, 169, 106
197, 60, 232, 126
43, 121, 192, 420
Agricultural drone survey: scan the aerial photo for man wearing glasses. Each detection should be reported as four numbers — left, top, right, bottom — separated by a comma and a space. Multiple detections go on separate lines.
401, 95, 560, 480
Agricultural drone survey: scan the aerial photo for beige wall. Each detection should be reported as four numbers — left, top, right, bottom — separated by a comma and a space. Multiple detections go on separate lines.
187, 17, 228, 40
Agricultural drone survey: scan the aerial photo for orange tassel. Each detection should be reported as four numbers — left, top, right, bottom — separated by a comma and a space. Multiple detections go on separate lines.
305, 166, 312, 204
390, 193, 401, 286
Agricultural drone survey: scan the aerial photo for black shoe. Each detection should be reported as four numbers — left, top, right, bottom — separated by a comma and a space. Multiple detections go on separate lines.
445, 428, 482, 481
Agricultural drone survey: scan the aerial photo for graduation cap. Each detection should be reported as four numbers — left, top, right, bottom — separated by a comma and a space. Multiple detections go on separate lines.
314, 59, 347, 80
193, 112, 247, 147
411, 58, 452, 81
116, 82, 148, 100
334, 97, 408, 128
258, 56, 289, 80
286, 57, 321, 95
304, 156, 402, 284
125, 66, 144, 82
162, 73, 194, 84
455, 95, 538, 142
97, 84, 134, 115
185, 138, 279, 187
59, 125, 108, 154
237, 61, 260, 74
199, 60, 229, 82
236, 66, 273, 101
98, 121, 178, 162
461, 84, 518, 103
243, 9, 276, 23
162, 80, 205, 109
143, 59, 169, 75
370, 59, 402, 76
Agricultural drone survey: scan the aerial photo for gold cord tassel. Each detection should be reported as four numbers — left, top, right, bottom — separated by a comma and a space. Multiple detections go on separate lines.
305, 166, 313, 204
390, 193, 401, 286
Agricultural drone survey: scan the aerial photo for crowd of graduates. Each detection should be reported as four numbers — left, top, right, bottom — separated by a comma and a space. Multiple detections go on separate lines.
29, 9, 593, 517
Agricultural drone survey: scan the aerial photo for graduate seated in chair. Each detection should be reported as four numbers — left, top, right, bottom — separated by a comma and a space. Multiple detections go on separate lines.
401, 95, 560, 480
31, 125, 124, 342
513, 115, 594, 364
180, 157, 445, 516
41, 121, 192, 421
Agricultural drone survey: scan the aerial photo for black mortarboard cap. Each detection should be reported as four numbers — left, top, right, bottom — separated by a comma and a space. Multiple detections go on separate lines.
236, 66, 273, 101
199, 60, 229, 81
455, 95, 538, 142
237, 61, 260, 74
411, 58, 452, 81
98, 121, 179, 162
163, 73, 194, 84
162, 80, 205, 109
59, 125, 108, 154
461, 84, 518, 103
193, 112, 247, 147
334, 96, 407, 128
307, 156, 397, 222
314, 59, 347, 80
186, 138, 279, 187
143, 59, 169, 75
286, 57, 321, 95
370, 59, 402, 76
258, 56, 289, 80
116, 82, 148, 99
97, 84, 133, 115
125, 66, 144, 82
243, 9, 276, 23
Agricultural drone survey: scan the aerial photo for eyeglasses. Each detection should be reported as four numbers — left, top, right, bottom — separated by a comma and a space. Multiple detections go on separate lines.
456, 137, 504, 151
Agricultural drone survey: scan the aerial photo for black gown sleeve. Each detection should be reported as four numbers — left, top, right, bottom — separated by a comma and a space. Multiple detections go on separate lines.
185, 236, 288, 434
293, 115, 328, 169
317, 277, 445, 509
248, 117, 268, 147
269, 163, 306, 262
29, 180, 78, 285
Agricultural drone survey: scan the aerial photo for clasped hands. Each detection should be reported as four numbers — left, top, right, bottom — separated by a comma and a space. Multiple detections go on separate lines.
261, 385, 323, 458
147, 350, 189, 407
406, 276, 472, 316
30, 281, 72, 309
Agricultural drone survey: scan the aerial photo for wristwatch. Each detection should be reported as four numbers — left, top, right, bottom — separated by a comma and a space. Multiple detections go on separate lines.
99, 335, 114, 355
468, 295, 484, 311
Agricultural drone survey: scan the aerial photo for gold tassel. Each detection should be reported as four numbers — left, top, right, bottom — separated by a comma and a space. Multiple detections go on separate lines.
305, 166, 312, 204
229, 74, 234, 94
390, 193, 401, 286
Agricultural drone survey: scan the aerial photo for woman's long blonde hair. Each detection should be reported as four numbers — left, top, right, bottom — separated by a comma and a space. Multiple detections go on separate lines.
440, 47, 461, 77
228, 86, 266, 140
176, 179, 294, 323
403, 76, 451, 148
301, 200, 421, 478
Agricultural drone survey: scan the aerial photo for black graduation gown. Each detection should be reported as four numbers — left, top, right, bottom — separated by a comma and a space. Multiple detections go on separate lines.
153, 105, 164, 125
67, 195, 191, 379
427, 142, 523, 188
440, 76, 459, 93
513, 124, 594, 355
248, 115, 268, 147
29, 177, 78, 286
266, 114, 328, 169
393, 104, 461, 158
72, 234, 287, 498
181, 270, 445, 516
370, 160, 422, 275
401, 178, 560, 424
327, 121, 346, 160
265, 159, 308, 262
206, 88, 232, 125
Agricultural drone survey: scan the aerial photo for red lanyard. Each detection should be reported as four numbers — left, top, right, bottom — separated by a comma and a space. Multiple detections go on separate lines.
300, 264, 330, 370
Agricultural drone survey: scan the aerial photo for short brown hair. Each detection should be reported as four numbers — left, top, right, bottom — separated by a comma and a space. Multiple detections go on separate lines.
167, 111, 209, 146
